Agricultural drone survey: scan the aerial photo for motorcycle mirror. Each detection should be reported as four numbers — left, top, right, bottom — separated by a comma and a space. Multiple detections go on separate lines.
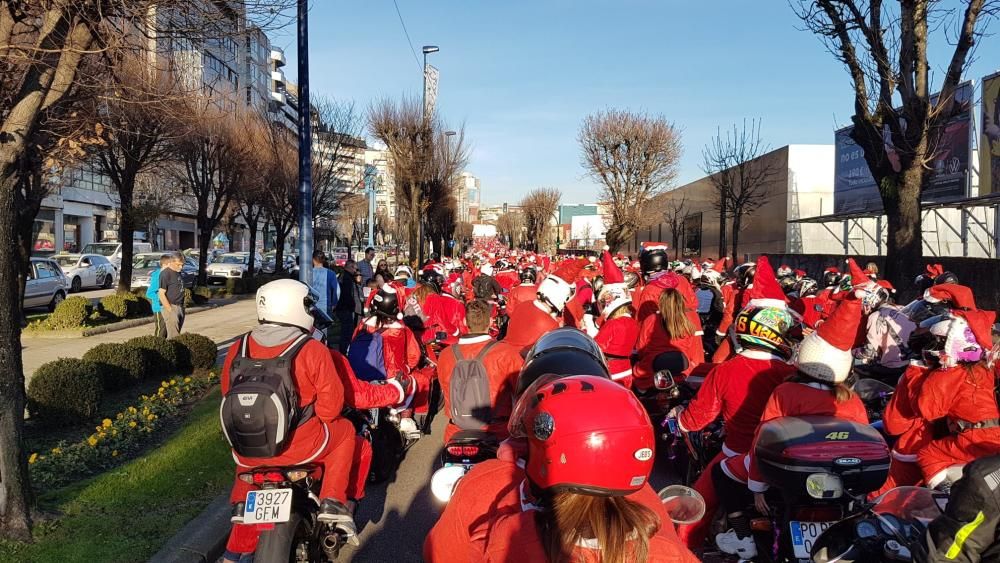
436, 331, 448, 342
430, 465, 467, 503
658, 485, 705, 525
653, 370, 675, 390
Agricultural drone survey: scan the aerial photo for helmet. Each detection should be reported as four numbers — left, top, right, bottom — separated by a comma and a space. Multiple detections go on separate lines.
623, 271, 640, 290
734, 263, 756, 288
778, 276, 797, 294
597, 284, 631, 318
822, 269, 841, 288
901, 299, 951, 324
480, 263, 494, 277
256, 279, 318, 332
922, 314, 984, 368
700, 269, 722, 288
394, 265, 413, 280
591, 275, 605, 296
514, 328, 609, 398
519, 267, 537, 284
443, 274, 464, 297
776, 265, 793, 278
914, 273, 936, 292
934, 272, 959, 286
794, 277, 818, 297
494, 259, 511, 271
734, 304, 795, 359
420, 267, 445, 292
536, 275, 575, 314
520, 375, 655, 495
859, 283, 890, 315
370, 284, 402, 320
639, 247, 669, 278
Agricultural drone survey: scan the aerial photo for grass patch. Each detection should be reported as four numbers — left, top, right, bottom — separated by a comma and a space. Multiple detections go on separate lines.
0, 389, 233, 563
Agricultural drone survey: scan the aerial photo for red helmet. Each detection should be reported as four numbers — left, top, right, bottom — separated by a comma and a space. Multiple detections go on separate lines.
522, 375, 655, 496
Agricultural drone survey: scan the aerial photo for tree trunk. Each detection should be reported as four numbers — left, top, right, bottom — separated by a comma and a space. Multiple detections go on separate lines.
197, 214, 212, 287
245, 212, 260, 279
717, 197, 727, 260
881, 165, 924, 301
116, 171, 137, 293
731, 212, 742, 263
15, 171, 45, 326
275, 230, 287, 273
0, 172, 34, 542
408, 192, 419, 268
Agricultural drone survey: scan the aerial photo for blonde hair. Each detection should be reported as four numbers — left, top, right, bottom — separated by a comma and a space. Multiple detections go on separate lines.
658, 289, 693, 339
538, 492, 660, 563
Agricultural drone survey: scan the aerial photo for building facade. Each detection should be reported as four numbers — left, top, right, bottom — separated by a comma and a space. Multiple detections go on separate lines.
455, 172, 481, 224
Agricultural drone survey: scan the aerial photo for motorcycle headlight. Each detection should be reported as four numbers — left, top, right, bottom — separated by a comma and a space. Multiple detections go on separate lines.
806, 473, 843, 499
430, 465, 468, 503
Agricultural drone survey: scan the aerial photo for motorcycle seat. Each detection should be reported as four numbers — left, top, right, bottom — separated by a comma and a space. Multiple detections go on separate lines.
448, 429, 499, 445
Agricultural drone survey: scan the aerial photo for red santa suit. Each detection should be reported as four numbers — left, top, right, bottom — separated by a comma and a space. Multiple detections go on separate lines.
437, 334, 525, 443
506, 283, 537, 314
355, 317, 422, 377
876, 362, 933, 496
423, 293, 468, 343
715, 281, 738, 339
595, 314, 639, 387
503, 301, 560, 354
634, 312, 703, 390
791, 293, 824, 330
495, 269, 519, 291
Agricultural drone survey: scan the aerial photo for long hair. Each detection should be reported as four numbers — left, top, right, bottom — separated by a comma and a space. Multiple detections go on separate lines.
658, 288, 693, 339
789, 373, 853, 403
410, 282, 436, 307
537, 492, 660, 563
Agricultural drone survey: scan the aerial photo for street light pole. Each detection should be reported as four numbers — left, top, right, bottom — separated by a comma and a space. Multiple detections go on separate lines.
365, 164, 377, 249
419, 45, 439, 266
296, 0, 313, 284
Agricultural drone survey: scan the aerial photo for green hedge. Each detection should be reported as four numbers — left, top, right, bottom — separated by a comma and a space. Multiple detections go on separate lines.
48, 296, 93, 329
192, 286, 211, 305
27, 359, 104, 424
98, 293, 129, 320
125, 335, 180, 375
171, 333, 218, 371
82, 342, 148, 390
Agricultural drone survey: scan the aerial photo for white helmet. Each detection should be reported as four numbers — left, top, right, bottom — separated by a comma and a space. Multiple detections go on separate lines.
256, 279, 317, 332
480, 264, 494, 276
536, 275, 574, 314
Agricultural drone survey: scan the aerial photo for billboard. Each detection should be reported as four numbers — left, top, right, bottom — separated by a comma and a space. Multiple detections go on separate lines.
982, 73, 1000, 196
570, 215, 606, 242
833, 82, 973, 213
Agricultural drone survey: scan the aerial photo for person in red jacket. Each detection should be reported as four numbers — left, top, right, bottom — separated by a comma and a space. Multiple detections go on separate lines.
876, 359, 934, 495
494, 260, 520, 291
712, 293, 869, 559
471, 376, 698, 563
505, 267, 537, 313
502, 258, 586, 350
669, 290, 798, 549
437, 300, 524, 443
422, 274, 469, 343
588, 249, 640, 386
634, 282, 703, 390
221, 280, 357, 562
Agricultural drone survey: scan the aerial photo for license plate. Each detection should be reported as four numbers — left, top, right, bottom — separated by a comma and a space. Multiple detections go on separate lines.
789, 520, 834, 560
243, 489, 293, 524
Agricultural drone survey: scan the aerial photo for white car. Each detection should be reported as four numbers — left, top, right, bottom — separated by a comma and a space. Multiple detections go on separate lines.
53, 253, 118, 292
206, 252, 262, 285
81, 242, 153, 269
24, 258, 69, 311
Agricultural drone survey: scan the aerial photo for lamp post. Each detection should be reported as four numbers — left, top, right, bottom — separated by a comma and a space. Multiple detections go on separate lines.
365, 159, 386, 249
418, 46, 439, 265
296, 0, 313, 284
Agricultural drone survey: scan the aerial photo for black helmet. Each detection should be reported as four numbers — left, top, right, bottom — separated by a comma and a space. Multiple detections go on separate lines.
639, 248, 669, 278
519, 267, 537, 284
794, 277, 819, 297
934, 272, 959, 286
822, 269, 841, 288
513, 328, 610, 398
734, 263, 756, 289
420, 268, 444, 292
779, 276, 797, 294
370, 285, 401, 320
914, 273, 935, 293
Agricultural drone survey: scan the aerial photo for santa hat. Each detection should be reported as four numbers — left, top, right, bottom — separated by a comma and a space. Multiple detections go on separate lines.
846, 258, 868, 287
794, 269, 807, 279
598, 249, 630, 317
744, 255, 787, 309
925, 263, 945, 278
876, 279, 896, 294
537, 258, 587, 313
925, 283, 977, 310
641, 242, 669, 253
795, 295, 863, 384
824, 267, 840, 274
601, 249, 624, 285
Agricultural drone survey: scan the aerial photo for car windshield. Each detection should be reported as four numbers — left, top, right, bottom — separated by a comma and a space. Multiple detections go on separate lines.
81, 243, 118, 256
54, 256, 79, 267
214, 255, 247, 265
133, 255, 164, 269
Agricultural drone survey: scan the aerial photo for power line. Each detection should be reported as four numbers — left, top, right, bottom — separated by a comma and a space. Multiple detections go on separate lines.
392, 0, 423, 71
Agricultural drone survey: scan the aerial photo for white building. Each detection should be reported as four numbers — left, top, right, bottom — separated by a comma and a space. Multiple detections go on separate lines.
455, 172, 481, 224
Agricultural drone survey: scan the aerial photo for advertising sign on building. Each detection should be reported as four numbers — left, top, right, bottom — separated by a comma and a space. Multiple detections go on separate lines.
833, 81, 973, 213
982, 72, 1000, 196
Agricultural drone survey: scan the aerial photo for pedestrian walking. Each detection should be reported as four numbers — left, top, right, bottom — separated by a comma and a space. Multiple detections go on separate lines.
335, 260, 364, 354
158, 251, 186, 338
311, 250, 339, 323
148, 254, 169, 337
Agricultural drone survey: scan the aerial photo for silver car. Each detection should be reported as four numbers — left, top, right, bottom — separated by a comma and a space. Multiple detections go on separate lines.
24, 258, 69, 311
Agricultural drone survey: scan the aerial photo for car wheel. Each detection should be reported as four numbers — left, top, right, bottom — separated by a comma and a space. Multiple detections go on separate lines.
70, 277, 82, 293
48, 291, 65, 312
102, 274, 113, 289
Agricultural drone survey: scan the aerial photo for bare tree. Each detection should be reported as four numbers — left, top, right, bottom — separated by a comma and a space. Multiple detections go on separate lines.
579, 109, 682, 251
659, 192, 688, 259
496, 211, 526, 249
258, 120, 299, 274
520, 188, 562, 252
703, 119, 779, 260
793, 0, 995, 285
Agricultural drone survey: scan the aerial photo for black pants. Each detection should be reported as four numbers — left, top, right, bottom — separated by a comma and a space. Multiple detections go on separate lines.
336, 309, 356, 354
712, 462, 753, 515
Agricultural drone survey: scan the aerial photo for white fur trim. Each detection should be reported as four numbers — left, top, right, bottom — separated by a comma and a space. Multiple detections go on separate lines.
927, 465, 966, 490
610, 368, 633, 381
748, 478, 769, 493
458, 334, 492, 344
796, 332, 853, 383
720, 458, 747, 484
722, 443, 741, 458
739, 349, 788, 362
381, 283, 397, 294
746, 298, 789, 310
603, 245, 610, 251
386, 378, 406, 404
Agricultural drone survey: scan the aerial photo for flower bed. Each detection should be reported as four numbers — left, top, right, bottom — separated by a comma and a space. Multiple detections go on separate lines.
28, 371, 219, 489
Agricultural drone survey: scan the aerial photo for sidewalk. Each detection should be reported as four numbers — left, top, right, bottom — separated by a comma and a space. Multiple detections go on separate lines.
21, 299, 259, 384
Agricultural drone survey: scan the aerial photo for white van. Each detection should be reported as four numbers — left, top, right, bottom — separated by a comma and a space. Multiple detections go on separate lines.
81, 241, 153, 269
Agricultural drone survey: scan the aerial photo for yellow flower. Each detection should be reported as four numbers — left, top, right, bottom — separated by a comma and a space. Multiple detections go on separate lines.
170, 379, 177, 385
128, 406, 137, 414
111, 429, 118, 436
87, 436, 98, 447
28, 453, 38, 464
184, 377, 192, 383
112, 450, 119, 457
147, 414, 155, 421
129, 421, 137, 428
102, 418, 112, 428
161, 381, 168, 387
51, 447, 61, 455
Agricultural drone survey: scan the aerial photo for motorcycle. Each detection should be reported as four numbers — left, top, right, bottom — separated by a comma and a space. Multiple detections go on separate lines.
751, 415, 891, 562
811, 486, 948, 562
237, 465, 350, 562
430, 429, 501, 503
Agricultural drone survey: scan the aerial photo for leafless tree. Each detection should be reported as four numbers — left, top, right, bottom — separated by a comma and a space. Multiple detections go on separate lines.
496, 211, 526, 249
258, 120, 299, 274
659, 192, 688, 259
578, 109, 682, 251
793, 0, 996, 286
520, 188, 562, 252
703, 119, 779, 260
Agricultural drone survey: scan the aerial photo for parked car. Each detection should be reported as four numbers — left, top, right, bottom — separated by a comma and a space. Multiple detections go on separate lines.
81, 242, 153, 269
205, 252, 262, 285
130, 253, 199, 289
54, 253, 117, 292
260, 251, 298, 275
24, 257, 69, 311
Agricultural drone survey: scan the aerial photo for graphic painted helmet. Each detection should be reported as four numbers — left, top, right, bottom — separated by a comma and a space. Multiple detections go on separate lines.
520, 375, 655, 496
591, 275, 605, 296
597, 284, 631, 318
734, 304, 795, 359
519, 267, 537, 284
794, 277, 818, 297
623, 271, 640, 290
923, 315, 984, 368
859, 283, 890, 315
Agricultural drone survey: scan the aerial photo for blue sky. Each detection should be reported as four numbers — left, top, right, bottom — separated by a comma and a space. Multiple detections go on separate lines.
272, 1, 1000, 206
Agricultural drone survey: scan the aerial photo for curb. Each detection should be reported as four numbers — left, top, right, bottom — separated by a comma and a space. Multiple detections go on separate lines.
148, 493, 232, 563
80, 303, 221, 337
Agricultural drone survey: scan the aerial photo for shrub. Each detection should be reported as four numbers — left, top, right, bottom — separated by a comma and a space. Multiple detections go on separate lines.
225, 277, 248, 295
192, 286, 211, 305
183, 288, 194, 308
172, 333, 218, 371
125, 335, 180, 375
27, 359, 103, 424
47, 296, 92, 329
99, 293, 130, 320
83, 342, 148, 390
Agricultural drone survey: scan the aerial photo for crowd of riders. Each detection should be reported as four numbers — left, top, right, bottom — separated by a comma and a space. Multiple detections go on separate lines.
216, 240, 1000, 562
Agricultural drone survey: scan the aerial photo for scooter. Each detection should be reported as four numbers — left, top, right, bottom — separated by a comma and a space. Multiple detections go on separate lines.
430, 429, 501, 503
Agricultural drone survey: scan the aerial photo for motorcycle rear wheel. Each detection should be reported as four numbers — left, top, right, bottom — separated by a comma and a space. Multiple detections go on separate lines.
255, 512, 320, 563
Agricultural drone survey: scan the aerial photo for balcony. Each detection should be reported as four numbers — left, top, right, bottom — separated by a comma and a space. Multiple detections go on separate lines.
271, 69, 285, 84
270, 48, 286, 67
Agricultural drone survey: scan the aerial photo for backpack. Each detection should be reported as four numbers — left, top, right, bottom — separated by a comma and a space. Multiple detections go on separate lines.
449, 341, 499, 430
220, 333, 313, 458
348, 328, 389, 382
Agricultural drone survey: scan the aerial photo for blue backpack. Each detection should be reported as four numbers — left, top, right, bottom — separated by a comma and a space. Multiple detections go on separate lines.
348, 328, 389, 382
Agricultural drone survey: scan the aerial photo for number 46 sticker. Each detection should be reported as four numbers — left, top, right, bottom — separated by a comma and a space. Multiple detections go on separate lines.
825, 431, 850, 440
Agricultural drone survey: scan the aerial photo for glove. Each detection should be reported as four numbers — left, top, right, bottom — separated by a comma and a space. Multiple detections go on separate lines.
392, 371, 414, 403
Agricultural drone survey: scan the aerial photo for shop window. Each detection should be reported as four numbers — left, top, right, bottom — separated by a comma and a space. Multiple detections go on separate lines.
683, 213, 702, 257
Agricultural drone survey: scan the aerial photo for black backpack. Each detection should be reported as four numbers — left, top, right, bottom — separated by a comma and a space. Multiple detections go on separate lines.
448, 341, 499, 430
220, 333, 314, 458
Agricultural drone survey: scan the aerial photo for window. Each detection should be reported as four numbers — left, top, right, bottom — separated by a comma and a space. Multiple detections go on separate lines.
34, 262, 55, 279
683, 213, 702, 257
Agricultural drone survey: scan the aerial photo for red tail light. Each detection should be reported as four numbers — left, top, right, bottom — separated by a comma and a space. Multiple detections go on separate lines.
447, 446, 465, 457
462, 445, 479, 456
794, 505, 842, 521
252, 471, 286, 484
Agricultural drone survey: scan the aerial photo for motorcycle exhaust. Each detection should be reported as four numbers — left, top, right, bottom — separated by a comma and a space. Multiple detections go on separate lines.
321, 532, 341, 558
